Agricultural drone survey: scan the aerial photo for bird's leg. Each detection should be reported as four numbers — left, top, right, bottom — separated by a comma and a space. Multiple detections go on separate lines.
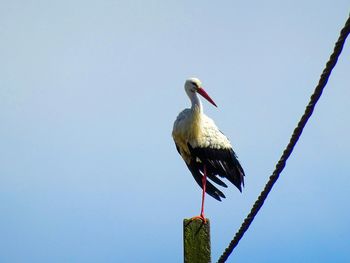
200, 164, 207, 219
191, 164, 207, 223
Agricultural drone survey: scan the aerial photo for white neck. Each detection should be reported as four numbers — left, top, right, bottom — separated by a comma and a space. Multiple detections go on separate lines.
188, 91, 203, 112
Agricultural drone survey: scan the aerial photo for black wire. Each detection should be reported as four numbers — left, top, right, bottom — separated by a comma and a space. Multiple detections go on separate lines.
217, 14, 350, 263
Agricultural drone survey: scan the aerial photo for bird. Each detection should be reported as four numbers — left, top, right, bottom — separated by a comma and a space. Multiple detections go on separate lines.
172, 77, 245, 222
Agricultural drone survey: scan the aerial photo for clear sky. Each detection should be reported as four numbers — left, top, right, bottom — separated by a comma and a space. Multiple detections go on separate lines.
1, 1, 349, 262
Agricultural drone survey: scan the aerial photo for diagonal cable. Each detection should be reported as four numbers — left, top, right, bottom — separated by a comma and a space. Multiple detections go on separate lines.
218, 14, 350, 263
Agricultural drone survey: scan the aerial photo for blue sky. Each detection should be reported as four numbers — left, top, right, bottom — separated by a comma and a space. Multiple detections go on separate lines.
1, 1, 349, 262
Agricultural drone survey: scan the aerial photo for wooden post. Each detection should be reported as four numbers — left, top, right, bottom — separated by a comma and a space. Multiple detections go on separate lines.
183, 218, 211, 263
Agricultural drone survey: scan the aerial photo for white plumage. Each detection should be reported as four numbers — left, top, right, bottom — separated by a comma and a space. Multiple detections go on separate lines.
172, 77, 244, 205
173, 108, 231, 162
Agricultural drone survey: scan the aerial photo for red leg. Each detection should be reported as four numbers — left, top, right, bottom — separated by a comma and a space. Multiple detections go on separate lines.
200, 164, 207, 218
191, 165, 207, 223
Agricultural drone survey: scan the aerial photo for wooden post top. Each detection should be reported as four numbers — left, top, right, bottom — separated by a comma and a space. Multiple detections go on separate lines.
183, 218, 211, 263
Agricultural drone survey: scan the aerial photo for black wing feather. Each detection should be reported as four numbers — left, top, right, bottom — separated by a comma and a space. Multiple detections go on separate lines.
188, 143, 245, 192
174, 141, 244, 201
186, 161, 226, 201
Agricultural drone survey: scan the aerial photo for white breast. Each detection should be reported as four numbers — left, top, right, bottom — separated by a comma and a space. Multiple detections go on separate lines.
172, 107, 232, 163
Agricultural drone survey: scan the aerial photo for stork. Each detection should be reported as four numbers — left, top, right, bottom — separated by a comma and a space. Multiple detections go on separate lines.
172, 77, 245, 222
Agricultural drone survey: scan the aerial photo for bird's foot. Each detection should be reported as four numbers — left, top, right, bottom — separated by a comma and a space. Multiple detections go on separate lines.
190, 213, 207, 224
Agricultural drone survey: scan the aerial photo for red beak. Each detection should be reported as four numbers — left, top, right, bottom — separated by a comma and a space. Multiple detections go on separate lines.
197, 87, 217, 107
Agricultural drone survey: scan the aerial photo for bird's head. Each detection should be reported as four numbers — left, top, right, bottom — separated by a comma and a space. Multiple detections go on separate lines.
185, 77, 217, 107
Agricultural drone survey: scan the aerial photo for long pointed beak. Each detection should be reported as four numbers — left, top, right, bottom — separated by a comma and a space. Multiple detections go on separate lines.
197, 87, 217, 107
